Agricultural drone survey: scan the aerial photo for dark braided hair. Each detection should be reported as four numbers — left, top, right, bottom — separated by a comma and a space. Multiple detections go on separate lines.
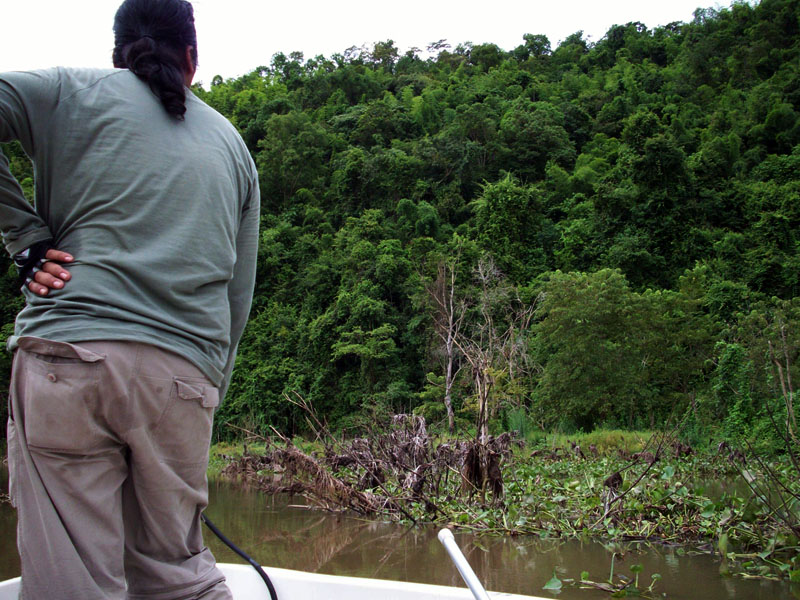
112, 0, 198, 119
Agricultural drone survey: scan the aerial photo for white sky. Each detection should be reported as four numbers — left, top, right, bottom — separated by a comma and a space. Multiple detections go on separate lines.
1, 0, 722, 88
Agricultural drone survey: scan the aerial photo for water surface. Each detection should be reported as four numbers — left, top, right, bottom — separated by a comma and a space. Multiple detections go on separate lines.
2, 469, 798, 599
201, 478, 797, 599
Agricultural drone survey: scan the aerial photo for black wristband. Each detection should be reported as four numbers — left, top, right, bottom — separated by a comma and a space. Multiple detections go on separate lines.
14, 241, 52, 291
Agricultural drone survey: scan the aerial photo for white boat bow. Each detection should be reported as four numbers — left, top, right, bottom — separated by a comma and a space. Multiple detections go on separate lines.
0, 562, 547, 599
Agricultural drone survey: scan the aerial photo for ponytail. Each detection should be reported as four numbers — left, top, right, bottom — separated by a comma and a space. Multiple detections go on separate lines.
112, 0, 198, 120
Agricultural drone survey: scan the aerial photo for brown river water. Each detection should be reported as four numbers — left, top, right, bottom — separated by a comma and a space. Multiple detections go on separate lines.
1, 468, 798, 599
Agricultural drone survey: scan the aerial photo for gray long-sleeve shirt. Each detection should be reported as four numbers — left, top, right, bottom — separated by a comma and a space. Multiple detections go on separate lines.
0, 67, 260, 397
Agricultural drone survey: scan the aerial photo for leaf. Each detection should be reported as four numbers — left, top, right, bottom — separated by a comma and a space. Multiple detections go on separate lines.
543, 571, 563, 590
581, 571, 590, 581
789, 570, 800, 583
719, 509, 733, 527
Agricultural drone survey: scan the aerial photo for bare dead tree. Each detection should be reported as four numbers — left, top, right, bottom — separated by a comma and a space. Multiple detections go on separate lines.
455, 257, 505, 445
455, 258, 537, 438
425, 258, 467, 432
452, 257, 535, 502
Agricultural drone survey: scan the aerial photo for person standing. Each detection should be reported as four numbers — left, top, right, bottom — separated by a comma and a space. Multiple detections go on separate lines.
0, 0, 259, 598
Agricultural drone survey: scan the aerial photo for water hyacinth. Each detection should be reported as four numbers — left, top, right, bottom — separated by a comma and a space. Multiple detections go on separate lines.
217, 415, 800, 584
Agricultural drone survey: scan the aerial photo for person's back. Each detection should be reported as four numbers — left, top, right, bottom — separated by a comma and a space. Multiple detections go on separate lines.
0, 1, 258, 598
6, 66, 258, 386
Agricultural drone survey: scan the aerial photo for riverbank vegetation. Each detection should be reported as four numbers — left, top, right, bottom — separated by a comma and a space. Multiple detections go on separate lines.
215, 415, 799, 584
2, 0, 800, 588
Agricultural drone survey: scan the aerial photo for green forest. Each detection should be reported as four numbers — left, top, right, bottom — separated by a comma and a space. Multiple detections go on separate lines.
2, 0, 799, 451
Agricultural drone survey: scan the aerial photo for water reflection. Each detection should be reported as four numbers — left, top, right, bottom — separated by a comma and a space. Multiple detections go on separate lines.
203, 478, 795, 600
1, 471, 797, 599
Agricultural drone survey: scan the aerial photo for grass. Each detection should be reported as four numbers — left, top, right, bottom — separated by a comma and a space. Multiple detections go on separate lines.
525, 428, 654, 454
208, 437, 321, 477
208, 441, 267, 477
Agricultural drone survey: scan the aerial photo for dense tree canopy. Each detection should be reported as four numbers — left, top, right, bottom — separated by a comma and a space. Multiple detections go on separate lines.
3, 0, 799, 444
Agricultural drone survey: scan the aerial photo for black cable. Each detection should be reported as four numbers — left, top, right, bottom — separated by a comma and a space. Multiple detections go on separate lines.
201, 513, 278, 600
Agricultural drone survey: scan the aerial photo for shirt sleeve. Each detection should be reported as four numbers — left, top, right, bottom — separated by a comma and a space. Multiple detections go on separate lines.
218, 167, 260, 401
0, 70, 58, 256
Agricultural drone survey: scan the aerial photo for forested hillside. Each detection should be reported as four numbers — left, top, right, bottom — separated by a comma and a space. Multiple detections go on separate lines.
3, 0, 799, 446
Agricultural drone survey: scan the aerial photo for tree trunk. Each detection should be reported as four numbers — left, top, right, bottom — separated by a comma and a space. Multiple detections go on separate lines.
444, 352, 455, 433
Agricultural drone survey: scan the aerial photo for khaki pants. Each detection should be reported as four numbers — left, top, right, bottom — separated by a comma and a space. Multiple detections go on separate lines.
6, 337, 232, 600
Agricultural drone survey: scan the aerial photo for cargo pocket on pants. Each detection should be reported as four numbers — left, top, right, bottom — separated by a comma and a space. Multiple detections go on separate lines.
152, 377, 219, 465
17, 337, 106, 452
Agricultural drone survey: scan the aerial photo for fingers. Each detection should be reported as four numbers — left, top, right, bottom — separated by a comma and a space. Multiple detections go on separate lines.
44, 249, 73, 263
27, 269, 65, 296
40, 260, 71, 282
25, 251, 73, 296
27, 279, 51, 296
